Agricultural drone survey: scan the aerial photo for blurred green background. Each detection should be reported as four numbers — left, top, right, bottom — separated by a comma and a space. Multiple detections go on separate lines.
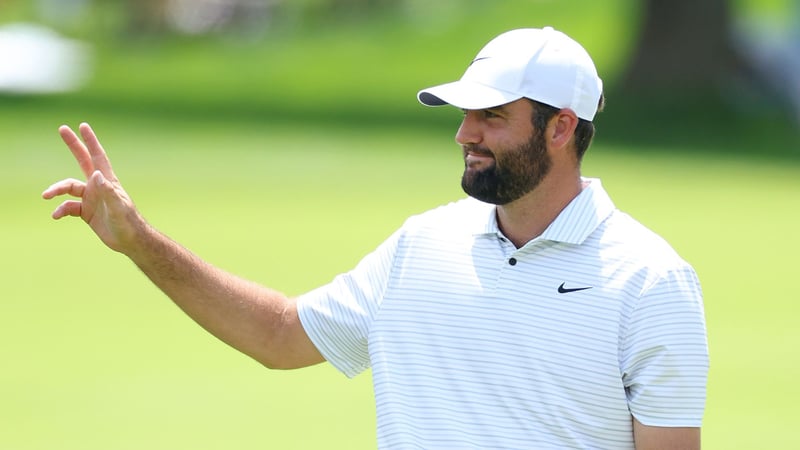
2, 0, 799, 449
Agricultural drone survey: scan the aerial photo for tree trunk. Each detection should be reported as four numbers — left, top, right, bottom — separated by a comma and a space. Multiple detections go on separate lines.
621, 0, 745, 93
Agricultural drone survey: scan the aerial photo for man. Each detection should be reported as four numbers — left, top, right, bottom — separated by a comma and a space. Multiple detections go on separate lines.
43, 27, 708, 449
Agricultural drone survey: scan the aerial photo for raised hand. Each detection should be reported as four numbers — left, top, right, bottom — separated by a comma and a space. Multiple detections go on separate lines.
42, 123, 144, 254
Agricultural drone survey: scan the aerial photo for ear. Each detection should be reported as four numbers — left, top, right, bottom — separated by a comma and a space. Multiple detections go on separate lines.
548, 109, 579, 150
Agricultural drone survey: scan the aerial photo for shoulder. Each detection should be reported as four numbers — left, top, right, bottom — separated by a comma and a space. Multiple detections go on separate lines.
594, 209, 692, 274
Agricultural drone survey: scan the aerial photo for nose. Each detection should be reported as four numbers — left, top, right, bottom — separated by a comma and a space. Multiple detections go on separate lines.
455, 110, 482, 146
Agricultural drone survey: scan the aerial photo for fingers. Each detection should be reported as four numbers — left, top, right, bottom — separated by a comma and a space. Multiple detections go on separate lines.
51, 200, 83, 220
58, 123, 117, 181
41, 178, 86, 200
79, 123, 117, 182
44, 171, 106, 221
59, 125, 94, 178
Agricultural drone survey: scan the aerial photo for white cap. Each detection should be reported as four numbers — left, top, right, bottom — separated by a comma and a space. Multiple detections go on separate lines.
417, 27, 603, 121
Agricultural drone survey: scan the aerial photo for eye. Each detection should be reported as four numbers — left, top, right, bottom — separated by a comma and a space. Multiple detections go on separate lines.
461, 109, 501, 119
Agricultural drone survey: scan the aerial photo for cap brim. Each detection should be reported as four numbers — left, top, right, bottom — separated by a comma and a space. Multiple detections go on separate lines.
417, 80, 522, 110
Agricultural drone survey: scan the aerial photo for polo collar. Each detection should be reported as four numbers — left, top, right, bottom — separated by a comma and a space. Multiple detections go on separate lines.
472, 178, 616, 245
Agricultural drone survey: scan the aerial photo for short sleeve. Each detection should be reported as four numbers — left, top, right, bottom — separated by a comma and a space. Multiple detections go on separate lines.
620, 264, 709, 427
296, 228, 401, 378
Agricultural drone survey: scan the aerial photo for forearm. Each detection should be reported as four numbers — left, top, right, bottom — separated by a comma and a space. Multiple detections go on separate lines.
126, 223, 323, 369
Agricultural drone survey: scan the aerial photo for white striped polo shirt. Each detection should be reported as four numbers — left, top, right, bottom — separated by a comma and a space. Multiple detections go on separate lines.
297, 178, 708, 449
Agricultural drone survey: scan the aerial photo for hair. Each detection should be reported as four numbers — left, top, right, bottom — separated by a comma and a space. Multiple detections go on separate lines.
529, 93, 605, 162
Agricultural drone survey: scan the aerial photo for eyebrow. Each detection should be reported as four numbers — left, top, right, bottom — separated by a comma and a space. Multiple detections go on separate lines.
461, 105, 508, 116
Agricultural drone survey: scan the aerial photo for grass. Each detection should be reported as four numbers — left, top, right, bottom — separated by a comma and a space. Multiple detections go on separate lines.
1, 105, 799, 449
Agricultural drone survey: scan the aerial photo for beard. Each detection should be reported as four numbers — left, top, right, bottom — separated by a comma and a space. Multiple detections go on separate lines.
461, 127, 551, 205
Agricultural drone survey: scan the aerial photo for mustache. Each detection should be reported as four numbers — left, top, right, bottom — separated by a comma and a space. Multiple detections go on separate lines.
462, 144, 494, 157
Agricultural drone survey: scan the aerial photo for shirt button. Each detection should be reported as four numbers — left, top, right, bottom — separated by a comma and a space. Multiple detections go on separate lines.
508, 257, 517, 266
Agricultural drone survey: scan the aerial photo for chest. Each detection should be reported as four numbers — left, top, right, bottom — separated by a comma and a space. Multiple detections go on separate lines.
370, 234, 630, 379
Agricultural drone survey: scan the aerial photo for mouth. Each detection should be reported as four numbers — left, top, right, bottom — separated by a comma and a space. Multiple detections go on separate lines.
463, 146, 494, 168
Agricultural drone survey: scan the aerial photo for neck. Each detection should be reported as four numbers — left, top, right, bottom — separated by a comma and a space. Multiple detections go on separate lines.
496, 170, 584, 248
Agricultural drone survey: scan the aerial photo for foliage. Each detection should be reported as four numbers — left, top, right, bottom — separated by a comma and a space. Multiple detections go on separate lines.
3, 0, 797, 159
2, 1, 639, 124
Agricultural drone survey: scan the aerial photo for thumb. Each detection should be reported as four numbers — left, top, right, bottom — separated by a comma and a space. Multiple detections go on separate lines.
87, 170, 114, 207
89, 170, 111, 193
84, 168, 139, 252
89, 168, 135, 214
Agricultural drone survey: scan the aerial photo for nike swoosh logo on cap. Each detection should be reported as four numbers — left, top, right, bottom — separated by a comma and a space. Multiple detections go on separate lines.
468, 56, 491, 67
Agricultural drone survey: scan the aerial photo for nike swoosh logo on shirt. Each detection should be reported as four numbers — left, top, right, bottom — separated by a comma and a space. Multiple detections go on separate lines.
558, 283, 592, 294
